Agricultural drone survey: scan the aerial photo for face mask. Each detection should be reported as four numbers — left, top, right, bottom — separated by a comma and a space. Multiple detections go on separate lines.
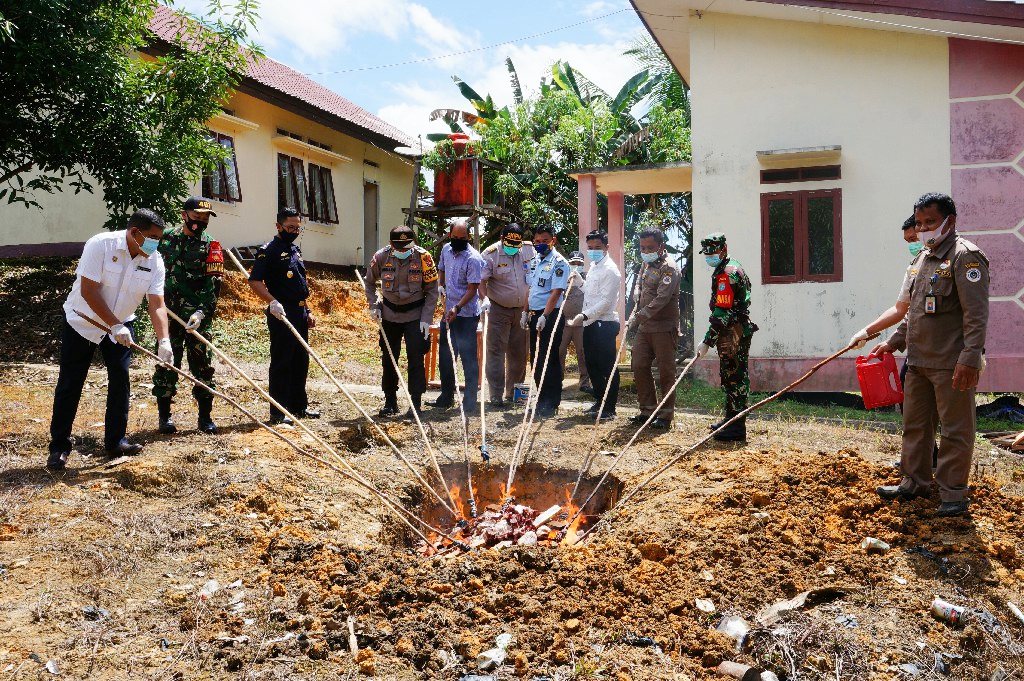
393, 246, 413, 260
450, 237, 468, 252
186, 218, 208, 234
640, 251, 659, 264
908, 242, 924, 257
705, 255, 722, 268
570, 265, 583, 274
133, 230, 160, 256
278, 230, 299, 244
587, 250, 605, 262
534, 243, 551, 257
503, 245, 520, 256
917, 216, 950, 249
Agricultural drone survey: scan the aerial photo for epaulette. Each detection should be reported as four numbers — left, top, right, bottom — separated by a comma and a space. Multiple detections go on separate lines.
957, 237, 989, 265
483, 243, 498, 254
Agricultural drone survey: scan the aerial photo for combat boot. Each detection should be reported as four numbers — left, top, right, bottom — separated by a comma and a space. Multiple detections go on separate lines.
157, 397, 177, 434
404, 393, 423, 420
708, 409, 735, 432
378, 393, 400, 418
197, 397, 217, 434
713, 415, 746, 442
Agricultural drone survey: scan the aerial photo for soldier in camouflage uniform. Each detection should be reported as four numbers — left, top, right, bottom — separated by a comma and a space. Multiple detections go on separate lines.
152, 196, 224, 434
695, 232, 757, 442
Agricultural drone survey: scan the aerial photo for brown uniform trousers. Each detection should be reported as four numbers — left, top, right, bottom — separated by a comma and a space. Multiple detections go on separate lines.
631, 257, 681, 420
558, 273, 590, 389
888, 234, 989, 503
485, 302, 529, 402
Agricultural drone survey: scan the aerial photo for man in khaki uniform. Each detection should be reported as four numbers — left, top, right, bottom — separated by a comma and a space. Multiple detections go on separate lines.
364, 225, 439, 418
479, 224, 534, 408
557, 251, 591, 394
628, 227, 681, 429
870, 193, 989, 517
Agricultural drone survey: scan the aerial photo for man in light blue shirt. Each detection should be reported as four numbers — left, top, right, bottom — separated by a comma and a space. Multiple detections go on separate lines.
435, 219, 484, 413
521, 225, 569, 417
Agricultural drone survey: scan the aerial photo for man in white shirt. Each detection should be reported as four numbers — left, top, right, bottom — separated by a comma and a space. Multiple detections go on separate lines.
567, 230, 622, 419
47, 209, 173, 471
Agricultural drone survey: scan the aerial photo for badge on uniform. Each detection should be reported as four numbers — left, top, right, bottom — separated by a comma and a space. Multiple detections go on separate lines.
287, 271, 294, 278
112, 256, 118, 263
663, 275, 672, 285
965, 267, 982, 283
555, 267, 564, 277
924, 295, 936, 314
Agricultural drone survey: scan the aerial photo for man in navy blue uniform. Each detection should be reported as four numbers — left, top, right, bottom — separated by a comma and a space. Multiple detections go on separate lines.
247, 207, 321, 425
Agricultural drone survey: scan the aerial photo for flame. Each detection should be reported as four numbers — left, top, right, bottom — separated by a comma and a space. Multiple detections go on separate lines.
499, 482, 516, 503
562, 487, 587, 546
450, 483, 466, 520
424, 532, 439, 556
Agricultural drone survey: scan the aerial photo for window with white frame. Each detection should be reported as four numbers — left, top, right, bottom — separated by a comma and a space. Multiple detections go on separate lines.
203, 132, 242, 202
308, 163, 338, 224
277, 153, 309, 217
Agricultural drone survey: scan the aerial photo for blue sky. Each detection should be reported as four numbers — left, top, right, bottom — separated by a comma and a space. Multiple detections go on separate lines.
177, 0, 649, 148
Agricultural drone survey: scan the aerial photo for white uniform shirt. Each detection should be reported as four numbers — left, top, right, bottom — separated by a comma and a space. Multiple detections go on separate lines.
580, 253, 621, 324
63, 230, 166, 343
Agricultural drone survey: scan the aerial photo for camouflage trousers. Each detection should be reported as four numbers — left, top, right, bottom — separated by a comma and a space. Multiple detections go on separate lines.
152, 318, 215, 401
716, 322, 752, 414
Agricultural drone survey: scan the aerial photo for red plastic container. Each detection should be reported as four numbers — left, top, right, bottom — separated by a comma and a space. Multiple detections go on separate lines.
856, 353, 904, 409
433, 134, 482, 208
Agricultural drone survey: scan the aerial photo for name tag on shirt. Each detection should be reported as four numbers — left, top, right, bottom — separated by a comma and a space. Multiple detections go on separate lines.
924, 295, 936, 314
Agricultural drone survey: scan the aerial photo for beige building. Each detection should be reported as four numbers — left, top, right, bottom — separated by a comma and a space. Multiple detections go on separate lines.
631, 0, 1024, 391
0, 5, 415, 269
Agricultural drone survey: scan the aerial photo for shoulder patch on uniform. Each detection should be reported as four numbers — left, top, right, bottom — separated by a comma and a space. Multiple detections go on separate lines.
966, 267, 982, 283
421, 252, 434, 267
555, 267, 564, 277
662, 275, 672, 285
963, 261, 981, 269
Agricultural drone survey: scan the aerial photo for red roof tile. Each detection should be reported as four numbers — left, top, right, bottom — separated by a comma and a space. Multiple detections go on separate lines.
149, 4, 414, 148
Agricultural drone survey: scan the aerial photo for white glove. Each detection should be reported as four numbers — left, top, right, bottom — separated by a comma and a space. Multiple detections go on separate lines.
268, 300, 286, 320
520, 311, 529, 330
568, 313, 586, 327
420, 321, 430, 340
535, 314, 547, 333
980, 354, 987, 375
369, 307, 382, 323
695, 342, 711, 359
110, 323, 133, 347
185, 310, 205, 331
157, 338, 173, 363
849, 328, 870, 350
438, 284, 446, 299
479, 298, 491, 313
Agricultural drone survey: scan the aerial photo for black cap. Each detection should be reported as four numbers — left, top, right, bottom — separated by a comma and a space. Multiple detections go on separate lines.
568, 251, 584, 264
183, 196, 217, 216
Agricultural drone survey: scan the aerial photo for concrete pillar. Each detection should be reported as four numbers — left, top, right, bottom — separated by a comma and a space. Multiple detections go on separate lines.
607, 191, 627, 325
577, 174, 598, 249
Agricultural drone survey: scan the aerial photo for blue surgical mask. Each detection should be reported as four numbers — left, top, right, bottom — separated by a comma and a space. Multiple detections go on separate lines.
640, 251, 659, 264
908, 242, 923, 257
705, 255, 722, 268
570, 265, 583, 274
534, 243, 551, 257
135, 230, 160, 256
587, 250, 605, 262
503, 245, 520, 256
393, 246, 413, 260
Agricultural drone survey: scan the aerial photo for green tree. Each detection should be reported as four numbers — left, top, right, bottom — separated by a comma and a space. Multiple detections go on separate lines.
0, 0, 262, 228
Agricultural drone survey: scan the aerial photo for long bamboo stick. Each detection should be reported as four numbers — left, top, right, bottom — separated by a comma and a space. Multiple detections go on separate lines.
444, 322, 478, 519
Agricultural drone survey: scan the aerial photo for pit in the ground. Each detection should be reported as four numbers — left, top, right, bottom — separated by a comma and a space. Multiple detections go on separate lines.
402, 462, 623, 550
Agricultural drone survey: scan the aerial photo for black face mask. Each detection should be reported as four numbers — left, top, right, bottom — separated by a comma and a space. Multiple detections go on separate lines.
278, 230, 299, 244
450, 237, 469, 252
186, 219, 208, 234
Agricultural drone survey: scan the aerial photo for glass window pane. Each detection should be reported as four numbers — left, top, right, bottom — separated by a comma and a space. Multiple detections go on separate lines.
278, 155, 295, 209
767, 199, 796, 277
807, 196, 835, 275
219, 136, 240, 201
310, 165, 325, 221
323, 169, 337, 222
291, 158, 308, 215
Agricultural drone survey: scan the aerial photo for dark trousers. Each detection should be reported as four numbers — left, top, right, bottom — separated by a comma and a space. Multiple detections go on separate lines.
267, 306, 309, 419
380, 318, 427, 397
583, 320, 620, 412
152, 315, 215, 402
49, 319, 133, 453
529, 309, 565, 410
438, 315, 480, 410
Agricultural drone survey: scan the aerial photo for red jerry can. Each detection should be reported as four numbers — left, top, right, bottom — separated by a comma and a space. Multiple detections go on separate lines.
433, 134, 483, 208
856, 353, 904, 409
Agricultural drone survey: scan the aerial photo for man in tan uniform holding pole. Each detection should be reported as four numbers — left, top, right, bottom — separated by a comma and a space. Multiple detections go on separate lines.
479, 224, 534, 408
870, 192, 989, 517
629, 227, 681, 430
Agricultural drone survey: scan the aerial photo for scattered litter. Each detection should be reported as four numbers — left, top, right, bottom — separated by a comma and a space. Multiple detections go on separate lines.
756, 587, 847, 625
898, 662, 921, 676
458, 675, 496, 681
227, 579, 243, 590
476, 633, 513, 671
907, 546, 951, 575
262, 632, 295, 646
761, 673, 781, 681
860, 537, 890, 552
716, 660, 760, 680
893, 575, 908, 585
82, 606, 109, 621
834, 614, 858, 628
701, 570, 714, 581
29, 653, 43, 663
198, 579, 220, 600
715, 615, 750, 651
1007, 601, 1024, 626
931, 596, 965, 626
619, 632, 661, 653
45, 660, 59, 674
695, 598, 716, 613
933, 653, 950, 675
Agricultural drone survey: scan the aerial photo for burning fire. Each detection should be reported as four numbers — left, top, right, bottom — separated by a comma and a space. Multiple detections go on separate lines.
562, 487, 586, 546
499, 482, 516, 502
449, 483, 466, 520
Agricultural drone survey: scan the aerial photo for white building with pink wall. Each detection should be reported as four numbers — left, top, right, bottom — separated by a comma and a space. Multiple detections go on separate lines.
614, 0, 1024, 392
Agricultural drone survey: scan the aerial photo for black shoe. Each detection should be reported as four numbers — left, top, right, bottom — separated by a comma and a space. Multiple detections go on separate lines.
46, 452, 69, 471
431, 395, 454, 410
197, 399, 217, 434
105, 440, 143, 457
936, 500, 970, 517
535, 405, 557, 418
157, 397, 176, 434
629, 414, 651, 424
584, 403, 600, 416
378, 397, 400, 418
598, 411, 616, 421
876, 485, 922, 501
708, 418, 726, 432
298, 409, 320, 419
579, 385, 595, 396
488, 397, 507, 410
650, 418, 671, 430
269, 415, 294, 426
713, 417, 746, 442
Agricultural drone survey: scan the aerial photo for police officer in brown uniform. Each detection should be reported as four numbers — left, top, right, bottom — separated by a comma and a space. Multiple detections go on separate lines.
364, 225, 439, 418
870, 193, 989, 517
628, 227, 681, 429
479, 224, 534, 408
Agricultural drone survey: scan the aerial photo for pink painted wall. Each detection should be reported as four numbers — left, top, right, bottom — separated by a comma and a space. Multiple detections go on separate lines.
949, 38, 1024, 392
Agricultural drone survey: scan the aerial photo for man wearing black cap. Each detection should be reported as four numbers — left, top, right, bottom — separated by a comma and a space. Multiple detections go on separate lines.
479, 224, 534, 407
558, 251, 591, 394
152, 196, 225, 434
364, 225, 439, 417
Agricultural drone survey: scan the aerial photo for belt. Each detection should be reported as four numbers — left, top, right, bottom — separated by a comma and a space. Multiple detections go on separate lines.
281, 299, 308, 308
530, 307, 560, 316
382, 297, 425, 313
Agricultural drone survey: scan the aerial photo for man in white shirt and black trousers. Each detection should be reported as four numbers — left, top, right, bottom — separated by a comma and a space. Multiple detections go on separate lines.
567, 230, 622, 420
47, 209, 173, 471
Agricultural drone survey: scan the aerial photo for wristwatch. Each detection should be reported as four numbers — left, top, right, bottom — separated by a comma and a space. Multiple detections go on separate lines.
454, 304, 462, 313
